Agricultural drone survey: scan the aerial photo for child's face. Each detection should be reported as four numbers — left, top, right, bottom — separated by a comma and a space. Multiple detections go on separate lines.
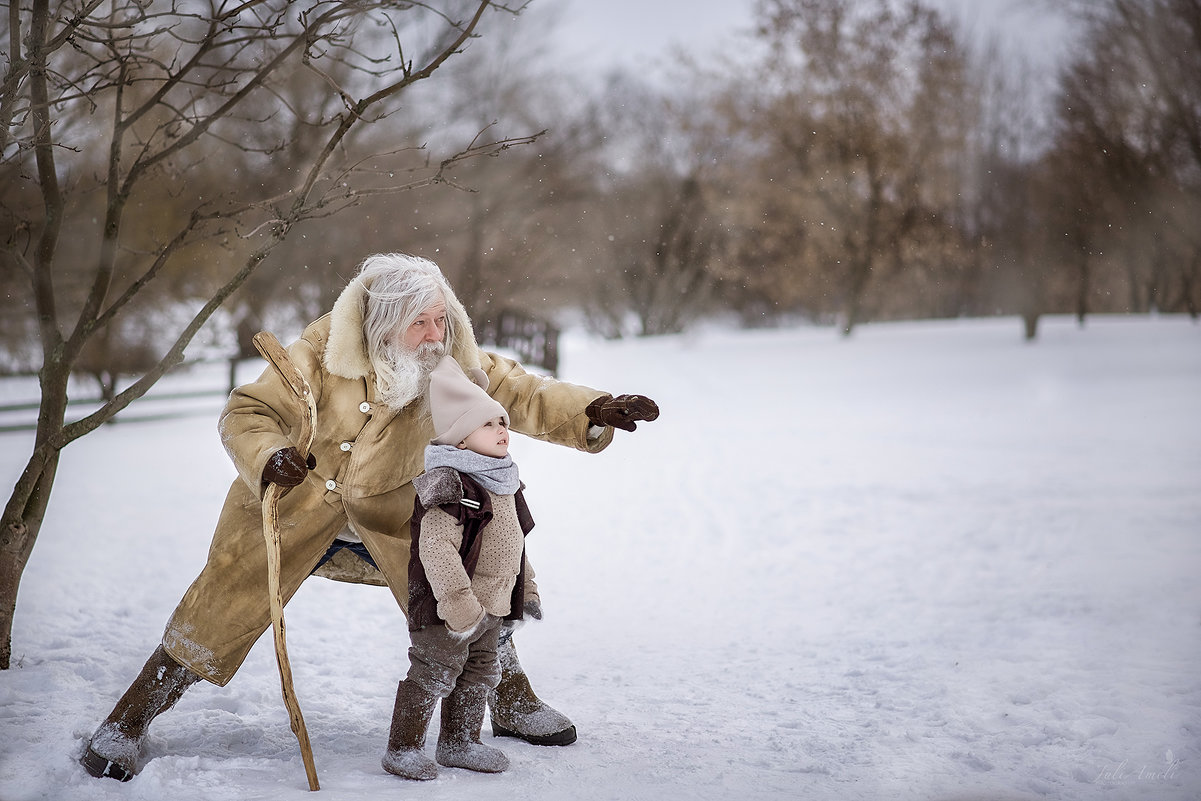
458, 415, 509, 458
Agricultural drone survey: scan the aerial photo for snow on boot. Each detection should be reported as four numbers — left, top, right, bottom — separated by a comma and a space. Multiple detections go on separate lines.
381, 680, 439, 781
80, 644, 201, 781
488, 633, 576, 746
436, 681, 509, 773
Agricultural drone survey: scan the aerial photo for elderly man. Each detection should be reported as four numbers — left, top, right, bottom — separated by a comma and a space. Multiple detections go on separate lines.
81, 253, 659, 782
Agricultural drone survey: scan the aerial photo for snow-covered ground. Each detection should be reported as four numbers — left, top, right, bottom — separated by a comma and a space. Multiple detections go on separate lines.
0, 314, 1198, 801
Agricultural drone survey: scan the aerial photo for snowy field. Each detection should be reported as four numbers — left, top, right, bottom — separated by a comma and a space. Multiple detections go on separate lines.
0, 314, 1198, 801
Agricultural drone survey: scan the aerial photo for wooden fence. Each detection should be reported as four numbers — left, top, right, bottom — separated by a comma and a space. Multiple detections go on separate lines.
0, 308, 560, 433
475, 308, 560, 376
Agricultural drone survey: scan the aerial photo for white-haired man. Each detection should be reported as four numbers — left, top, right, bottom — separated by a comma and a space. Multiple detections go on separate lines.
81, 253, 659, 782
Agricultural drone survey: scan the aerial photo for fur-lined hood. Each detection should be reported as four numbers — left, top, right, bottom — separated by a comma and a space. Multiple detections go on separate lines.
321, 269, 482, 380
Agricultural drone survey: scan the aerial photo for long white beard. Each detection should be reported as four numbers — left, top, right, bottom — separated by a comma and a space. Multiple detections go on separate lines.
375, 341, 445, 411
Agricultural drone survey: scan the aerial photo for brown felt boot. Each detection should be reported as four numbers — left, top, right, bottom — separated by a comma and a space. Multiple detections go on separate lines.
381, 680, 440, 780
488, 633, 576, 746
436, 681, 509, 773
80, 644, 201, 781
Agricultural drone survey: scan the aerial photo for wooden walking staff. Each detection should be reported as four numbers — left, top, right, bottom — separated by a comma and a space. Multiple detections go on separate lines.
252, 331, 321, 791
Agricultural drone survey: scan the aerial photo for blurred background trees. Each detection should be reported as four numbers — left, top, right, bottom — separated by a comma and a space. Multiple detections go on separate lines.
1054, 0, 1201, 321
5, 0, 1198, 368
741, 0, 974, 335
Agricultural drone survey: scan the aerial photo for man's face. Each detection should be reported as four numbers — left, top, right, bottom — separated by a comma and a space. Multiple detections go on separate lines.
397, 301, 447, 352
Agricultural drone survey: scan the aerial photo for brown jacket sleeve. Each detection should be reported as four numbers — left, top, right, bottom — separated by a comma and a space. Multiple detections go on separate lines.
218, 336, 326, 499
479, 349, 614, 453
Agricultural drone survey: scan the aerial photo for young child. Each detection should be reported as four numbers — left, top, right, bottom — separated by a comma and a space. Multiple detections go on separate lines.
383, 355, 540, 781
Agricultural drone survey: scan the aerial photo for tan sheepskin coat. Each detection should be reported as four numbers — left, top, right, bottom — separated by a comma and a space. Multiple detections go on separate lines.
161, 276, 612, 686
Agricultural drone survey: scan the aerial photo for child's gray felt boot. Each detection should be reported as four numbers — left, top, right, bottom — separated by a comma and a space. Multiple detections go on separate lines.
382, 680, 439, 780
436, 681, 509, 773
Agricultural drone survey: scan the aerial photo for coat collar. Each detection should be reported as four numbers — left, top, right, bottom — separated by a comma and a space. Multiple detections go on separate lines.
323, 278, 373, 380
414, 466, 495, 526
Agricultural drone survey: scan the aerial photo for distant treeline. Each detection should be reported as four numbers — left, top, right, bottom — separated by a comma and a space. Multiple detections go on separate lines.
2, 0, 1197, 379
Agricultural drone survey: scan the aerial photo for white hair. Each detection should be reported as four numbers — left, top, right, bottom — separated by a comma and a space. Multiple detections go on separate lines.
358, 254, 458, 351
356, 253, 460, 410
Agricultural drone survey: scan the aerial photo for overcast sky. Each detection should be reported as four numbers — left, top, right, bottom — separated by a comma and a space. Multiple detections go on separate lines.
553, 0, 1075, 75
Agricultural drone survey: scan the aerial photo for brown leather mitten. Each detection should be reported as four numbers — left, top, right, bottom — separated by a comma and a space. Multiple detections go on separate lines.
585, 394, 660, 432
261, 446, 316, 488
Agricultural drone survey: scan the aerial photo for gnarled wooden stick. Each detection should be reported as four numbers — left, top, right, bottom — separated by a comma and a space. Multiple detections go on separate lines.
253, 331, 320, 792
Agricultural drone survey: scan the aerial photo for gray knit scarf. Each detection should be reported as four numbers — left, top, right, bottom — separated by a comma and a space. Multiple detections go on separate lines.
424, 444, 521, 496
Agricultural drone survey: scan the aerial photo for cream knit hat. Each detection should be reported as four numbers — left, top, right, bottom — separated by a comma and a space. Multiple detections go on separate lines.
428, 355, 508, 446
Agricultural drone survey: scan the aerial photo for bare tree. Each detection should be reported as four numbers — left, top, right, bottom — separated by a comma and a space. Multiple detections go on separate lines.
0, 0, 541, 670
968, 42, 1060, 339
573, 72, 732, 337
1053, 0, 1201, 318
748, 0, 970, 335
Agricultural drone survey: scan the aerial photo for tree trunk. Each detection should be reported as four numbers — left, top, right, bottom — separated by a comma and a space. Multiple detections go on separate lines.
1, 349, 71, 668
842, 255, 874, 337
1075, 249, 1090, 327
1181, 250, 1200, 320
1124, 238, 1144, 312
841, 297, 860, 338
1022, 311, 1040, 341
1020, 258, 1041, 341
0, 459, 58, 670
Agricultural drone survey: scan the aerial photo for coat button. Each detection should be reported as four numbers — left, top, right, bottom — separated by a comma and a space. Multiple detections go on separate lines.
359, 401, 371, 413
340, 441, 353, 451
325, 480, 337, 491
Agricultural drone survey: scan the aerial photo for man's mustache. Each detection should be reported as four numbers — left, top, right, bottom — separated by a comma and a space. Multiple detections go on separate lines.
413, 341, 445, 365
